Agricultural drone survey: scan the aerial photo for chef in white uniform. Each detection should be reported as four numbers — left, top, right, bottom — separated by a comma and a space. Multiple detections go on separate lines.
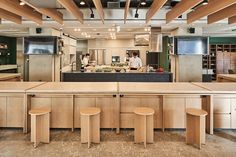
129, 52, 142, 69
82, 53, 90, 67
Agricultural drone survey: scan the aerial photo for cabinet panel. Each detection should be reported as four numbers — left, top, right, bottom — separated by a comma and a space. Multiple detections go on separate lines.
96, 97, 117, 128
163, 97, 185, 128
214, 98, 231, 113
120, 97, 141, 113
6, 97, 23, 127
51, 97, 73, 128
214, 114, 231, 129
231, 99, 236, 129
0, 97, 7, 127
120, 113, 134, 128
30, 97, 52, 109
74, 97, 96, 128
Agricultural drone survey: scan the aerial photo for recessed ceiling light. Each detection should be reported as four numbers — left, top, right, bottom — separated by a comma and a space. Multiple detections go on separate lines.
202, 0, 208, 5
80, 0, 85, 5
19, 1, 25, 5
140, 0, 146, 6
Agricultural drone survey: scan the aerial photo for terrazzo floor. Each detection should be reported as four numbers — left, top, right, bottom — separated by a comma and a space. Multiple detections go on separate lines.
0, 129, 236, 157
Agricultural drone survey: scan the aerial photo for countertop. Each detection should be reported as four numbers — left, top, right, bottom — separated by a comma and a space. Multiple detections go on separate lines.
0, 65, 17, 71
27, 82, 118, 94
118, 82, 210, 94
0, 73, 21, 81
217, 74, 236, 82
0, 82, 45, 93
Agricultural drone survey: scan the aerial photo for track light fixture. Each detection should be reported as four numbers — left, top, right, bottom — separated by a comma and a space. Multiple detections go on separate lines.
135, 12, 139, 18
202, 0, 208, 5
90, 12, 94, 19
19, 0, 25, 6
140, 0, 146, 6
80, 0, 85, 5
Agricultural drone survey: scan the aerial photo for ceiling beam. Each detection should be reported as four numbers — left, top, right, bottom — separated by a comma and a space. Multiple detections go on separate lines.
208, 3, 236, 24
187, 0, 236, 24
57, 0, 83, 24
38, 8, 63, 25
0, 8, 22, 24
229, 15, 236, 24
124, 0, 131, 24
92, 0, 105, 24
166, 0, 203, 24
146, 0, 168, 23
0, 0, 42, 24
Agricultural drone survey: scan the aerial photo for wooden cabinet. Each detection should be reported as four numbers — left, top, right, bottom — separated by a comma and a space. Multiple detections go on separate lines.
6, 97, 23, 127
74, 95, 118, 128
0, 97, 6, 127
231, 99, 236, 129
163, 96, 201, 129
30, 95, 73, 128
214, 114, 231, 129
120, 95, 162, 128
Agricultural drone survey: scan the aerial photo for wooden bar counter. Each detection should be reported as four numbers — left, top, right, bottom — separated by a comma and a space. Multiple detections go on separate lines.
1, 82, 236, 135
0, 73, 21, 81
217, 74, 236, 82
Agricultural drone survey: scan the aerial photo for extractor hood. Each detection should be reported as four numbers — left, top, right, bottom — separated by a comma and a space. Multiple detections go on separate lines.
149, 27, 162, 52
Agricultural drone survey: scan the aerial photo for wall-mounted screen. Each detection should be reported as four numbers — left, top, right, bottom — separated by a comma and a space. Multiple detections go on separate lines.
24, 36, 58, 55
174, 37, 208, 55
134, 34, 150, 46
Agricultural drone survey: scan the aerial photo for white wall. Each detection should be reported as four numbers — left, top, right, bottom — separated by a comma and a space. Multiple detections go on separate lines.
87, 39, 149, 65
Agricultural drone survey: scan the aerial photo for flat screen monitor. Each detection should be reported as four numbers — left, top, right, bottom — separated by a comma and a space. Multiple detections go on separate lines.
24, 36, 58, 55
175, 37, 208, 55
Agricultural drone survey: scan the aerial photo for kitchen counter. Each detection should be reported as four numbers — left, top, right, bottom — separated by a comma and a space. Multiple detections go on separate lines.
62, 71, 173, 82
217, 74, 236, 82
0, 73, 21, 81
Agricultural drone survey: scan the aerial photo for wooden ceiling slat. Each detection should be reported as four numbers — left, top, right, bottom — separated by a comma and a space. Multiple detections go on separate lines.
38, 8, 63, 25
146, 0, 168, 23
208, 3, 236, 24
0, 0, 42, 24
166, 0, 203, 24
92, 0, 105, 24
187, 0, 236, 24
0, 8, 22, 24
229, 15, 236, 24
57, 0, 83, 24
124, 0, 131, 24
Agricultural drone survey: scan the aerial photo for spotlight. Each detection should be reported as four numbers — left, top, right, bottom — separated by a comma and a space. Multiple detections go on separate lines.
90, 12, 94, 19
140, 0, 146, 6
135, 12, 139, 18
80, 0, 85, 5
202, 0, 208, 5
19, 0, 25, 5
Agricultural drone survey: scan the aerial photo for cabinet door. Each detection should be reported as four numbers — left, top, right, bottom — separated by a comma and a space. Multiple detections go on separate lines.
214, 97, 231, 113
216, 61, 223, 74
96, 97, 117, 128
214, 114, 231, 129
163, 97, 185, 128
6, 97, 23, 127
120, 97, 141, 113
0, 97, 7, 127
231, 99, 236, 129
223, 60, 230, 74
30, 97, 52, 109
51, 96, 73, 128
74, 97, 96, 128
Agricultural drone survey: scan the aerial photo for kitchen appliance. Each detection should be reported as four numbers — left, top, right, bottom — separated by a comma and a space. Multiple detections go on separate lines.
112, 56, 120, 63
146, 52, 160, 69
149, 27, 162, 52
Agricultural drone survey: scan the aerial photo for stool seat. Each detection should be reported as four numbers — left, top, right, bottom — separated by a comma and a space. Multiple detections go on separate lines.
29, 108, 51, 116
186, 108, 208, 117
134, 107, 155, 116
80, 107, 101, 116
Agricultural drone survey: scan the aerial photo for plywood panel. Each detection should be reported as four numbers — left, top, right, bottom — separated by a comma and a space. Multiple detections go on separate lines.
163, 97, 185, 128
74, 97, 96, 128
30, 97, 52, 109
0, 97, 6, 127
120, 113, 134, 128
120, 97, 141, 113
214, 114, 231, 129
214, 97, 231, 113
231, 99, 236, 129
96, 97, 117, 128
6, 97, 23, 127
51, 97, 73, 128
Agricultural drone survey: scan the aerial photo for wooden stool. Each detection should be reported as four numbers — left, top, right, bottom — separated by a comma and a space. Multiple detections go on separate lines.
80, 107, 101, 148
134, 107, 155, 148
186, 108, 208, 149
29, 108, 51, 148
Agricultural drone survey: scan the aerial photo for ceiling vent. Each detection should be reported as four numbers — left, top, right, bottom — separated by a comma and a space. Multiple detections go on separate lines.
107, 1, 120, 9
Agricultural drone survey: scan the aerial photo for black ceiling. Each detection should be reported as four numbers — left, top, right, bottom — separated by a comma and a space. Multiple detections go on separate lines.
73, 0, 177, 9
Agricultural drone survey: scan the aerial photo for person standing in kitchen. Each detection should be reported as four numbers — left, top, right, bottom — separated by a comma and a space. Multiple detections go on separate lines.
129, 52, 142, 69
82, 53, 90, 67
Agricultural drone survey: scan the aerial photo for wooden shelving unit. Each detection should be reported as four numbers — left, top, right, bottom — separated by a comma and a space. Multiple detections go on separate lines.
206, 44, 236, 80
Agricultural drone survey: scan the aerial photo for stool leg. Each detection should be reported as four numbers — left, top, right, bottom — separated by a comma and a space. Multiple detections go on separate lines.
195, 117, 201, 149
200, 116, 206, 145
31, 115, 38, 148
134, 114, 144, 143
146, 115, 154, 143
91, 114, 100, 143
144, 115, 146, 148
40, 113, 50, 143
186, 114, 194, 145
88, 116, 91, 149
